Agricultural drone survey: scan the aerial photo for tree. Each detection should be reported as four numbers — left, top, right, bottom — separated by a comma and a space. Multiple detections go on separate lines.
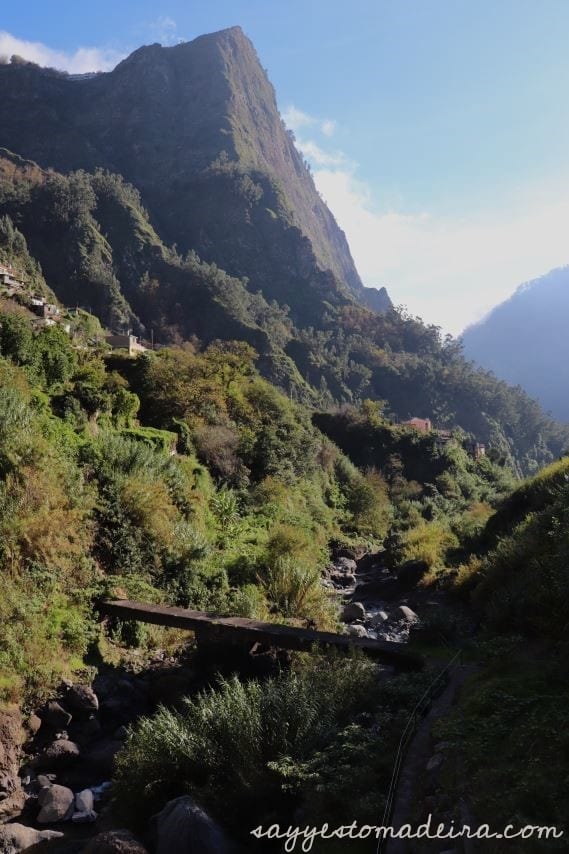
0, 315, 34, 366
34, 326, 77, 388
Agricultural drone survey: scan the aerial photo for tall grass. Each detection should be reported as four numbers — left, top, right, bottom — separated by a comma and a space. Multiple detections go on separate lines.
114, 655, 378, 830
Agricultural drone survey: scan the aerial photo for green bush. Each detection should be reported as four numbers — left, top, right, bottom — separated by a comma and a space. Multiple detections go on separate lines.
114, 655, 379, 832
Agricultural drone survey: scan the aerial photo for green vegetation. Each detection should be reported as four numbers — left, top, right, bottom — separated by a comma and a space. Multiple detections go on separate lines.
0, 149, 566, 476
0, 315, 531, 706
115, 654, 431, 848
435, 458, 569, 841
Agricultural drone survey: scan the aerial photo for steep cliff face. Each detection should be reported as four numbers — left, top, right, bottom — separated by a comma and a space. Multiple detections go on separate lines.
0, 27, 377, 317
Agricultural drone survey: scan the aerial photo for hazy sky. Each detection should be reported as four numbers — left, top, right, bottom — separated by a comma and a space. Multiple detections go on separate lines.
3, 0, 569, 333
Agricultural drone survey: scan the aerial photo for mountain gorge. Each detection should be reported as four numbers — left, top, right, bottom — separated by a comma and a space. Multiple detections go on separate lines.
462, 266, 569, 421
0, 22, 568, 852
0, 28, 567, 474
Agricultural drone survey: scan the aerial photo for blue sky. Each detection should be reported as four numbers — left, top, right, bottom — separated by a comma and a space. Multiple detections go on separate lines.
2, 0, 569, 333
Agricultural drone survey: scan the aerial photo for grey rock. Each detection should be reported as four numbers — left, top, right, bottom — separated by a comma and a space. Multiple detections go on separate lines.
38, 784, 54, 806
75, 788, 94, 812
328, 570, 356, 588
346, 624, 369, 638
37, 783, 75, 823
335, 557, 357, 573
35, 738, 80, 770
0, 823, 63, 853
398, 605, 419, 623
27, 714, 42, 736
341, 602, 366, 622
152, 796, 233, 854
369, 610, 389, 626
66, 683, 99, 714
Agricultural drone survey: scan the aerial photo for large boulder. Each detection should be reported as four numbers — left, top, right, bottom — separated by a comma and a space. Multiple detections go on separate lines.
37, 783, 75, 823
81, 830, 149, 854
334, 557, 357, 574
0, 709, 25, 821
75, 789, 94, 813
0, 823, 63, 853
65, 685, 99, 715
35, 739, 80, 770
341, 602, 366, 623
346, 624, 369, 639
398, 605, 419, 623
152, 797, 233, 854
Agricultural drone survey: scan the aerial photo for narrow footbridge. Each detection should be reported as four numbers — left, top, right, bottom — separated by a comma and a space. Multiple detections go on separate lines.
99, 599, 424, 670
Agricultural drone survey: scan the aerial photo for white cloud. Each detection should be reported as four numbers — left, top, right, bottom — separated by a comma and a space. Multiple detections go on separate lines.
282, 104, 337, 137
145, 16, 183, 47
321, 119, 337, 137
0, 30, 124, 73
296, 138, 347, 168
286, 110, 569, 334
312, 164, 569, 335
282, 105, 314, 131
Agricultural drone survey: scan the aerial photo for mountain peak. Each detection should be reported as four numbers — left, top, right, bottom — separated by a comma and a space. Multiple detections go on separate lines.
0, 27, 377, 316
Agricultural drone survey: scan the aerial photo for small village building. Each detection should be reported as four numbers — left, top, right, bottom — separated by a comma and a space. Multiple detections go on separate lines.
0, 263, 25, 289
105, 333, 147, 356
403, 417, 432, 433
31, 300, 61, 319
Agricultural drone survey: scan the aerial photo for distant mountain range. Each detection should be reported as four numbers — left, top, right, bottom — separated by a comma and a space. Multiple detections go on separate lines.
461, 266, 569, 422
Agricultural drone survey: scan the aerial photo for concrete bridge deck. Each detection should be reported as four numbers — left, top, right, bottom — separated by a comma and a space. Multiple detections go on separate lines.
99, 599, 424, 670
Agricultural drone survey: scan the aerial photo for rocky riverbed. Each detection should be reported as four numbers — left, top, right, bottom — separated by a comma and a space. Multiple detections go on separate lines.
323, 547, 454, 646
0, 547, 458, 853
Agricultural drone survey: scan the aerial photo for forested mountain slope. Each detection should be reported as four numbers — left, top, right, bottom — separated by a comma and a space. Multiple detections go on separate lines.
462, 266, 569, 421
0, 28, 567, 473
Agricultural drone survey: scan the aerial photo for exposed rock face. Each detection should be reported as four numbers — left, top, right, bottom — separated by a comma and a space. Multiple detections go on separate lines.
0, 823, 63, 853
0, 708, 25, 821
0, 28, 390, 323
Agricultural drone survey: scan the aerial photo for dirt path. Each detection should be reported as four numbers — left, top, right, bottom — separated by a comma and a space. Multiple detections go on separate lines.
384, 663, 479, 854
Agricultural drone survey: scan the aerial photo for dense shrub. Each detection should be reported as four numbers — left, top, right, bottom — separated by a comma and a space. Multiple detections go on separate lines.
114, 656, 379, 831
